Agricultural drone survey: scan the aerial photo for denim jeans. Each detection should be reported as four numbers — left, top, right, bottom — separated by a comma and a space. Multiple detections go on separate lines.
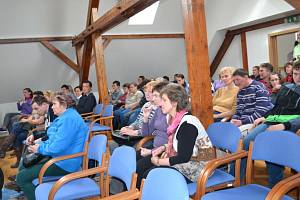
234, 123, 284, 187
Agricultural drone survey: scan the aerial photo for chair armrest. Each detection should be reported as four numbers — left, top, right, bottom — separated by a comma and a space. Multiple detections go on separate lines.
99, 189, 140, 200
81, 112, 94, 117
48, 166, 107, 200
38, 152, 85, 184
84, 114, 102, 120
194, 151, 248, 200
266, 173, 300, 200
136, 136, 155, 151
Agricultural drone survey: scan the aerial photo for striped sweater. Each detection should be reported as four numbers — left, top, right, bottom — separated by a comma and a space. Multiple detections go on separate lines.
232, 80, 273, 125
129, 102, 156, 135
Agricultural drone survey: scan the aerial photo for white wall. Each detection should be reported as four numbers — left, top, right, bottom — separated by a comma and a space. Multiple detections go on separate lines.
89, 38, 187, 86
205, 0, 295, 78
246, 23, 300, 71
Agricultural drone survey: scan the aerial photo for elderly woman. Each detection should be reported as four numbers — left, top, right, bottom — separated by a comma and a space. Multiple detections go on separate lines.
136, 84, 212, 188
213, 67, 239, 122
16, 93, 88, 200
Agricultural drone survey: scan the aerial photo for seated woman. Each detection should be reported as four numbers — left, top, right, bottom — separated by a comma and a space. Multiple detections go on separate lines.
112, 81, 159, 147
282, 62, 293, 83
270, 72, 282, 104
16, 93, 88, 200
213, 67, 239, 122
137, 81, 169, 159
0, 88, 33, 133
136, 83, 212, 188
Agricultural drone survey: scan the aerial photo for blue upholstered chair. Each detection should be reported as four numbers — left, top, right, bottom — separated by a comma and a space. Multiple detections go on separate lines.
140, 168, 190, 200
89, 104, 114, 139
188, 122, 244, 200
35, 135, 107, 200
82, 103, 103, 122
201, 131, 300, 200
35, 145, 136, 200
103, 168, 190, 200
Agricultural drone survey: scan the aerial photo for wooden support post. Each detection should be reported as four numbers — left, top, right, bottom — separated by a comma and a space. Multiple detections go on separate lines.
79, 0, 100, 84
40, 41, 79, 74
181, 0, 213, 128
92, 8, 109, 104
75, 44, 83, 72
241, 32, 249, 71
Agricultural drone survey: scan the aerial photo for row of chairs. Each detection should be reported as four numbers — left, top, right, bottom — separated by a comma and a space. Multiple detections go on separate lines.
33, 122, 300, 199
33, 133, 191, 200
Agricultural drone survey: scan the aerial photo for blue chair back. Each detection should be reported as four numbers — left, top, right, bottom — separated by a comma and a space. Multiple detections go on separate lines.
87, 135, 107, 165
94, 104, 103, 115
108, 146, 136, 190
207, 122, 242, 153
252, 131, 300, 172
102, 104, 113, 117
141, 168, 189, 200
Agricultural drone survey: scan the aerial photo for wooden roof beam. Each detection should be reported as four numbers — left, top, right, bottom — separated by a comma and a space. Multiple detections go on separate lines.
210, 31, 235, 75
284, 0, 300, 11
72, 0, 159, 46
102, 33, 185, 40
40, 41, 79, 74
0, 36, 73, 44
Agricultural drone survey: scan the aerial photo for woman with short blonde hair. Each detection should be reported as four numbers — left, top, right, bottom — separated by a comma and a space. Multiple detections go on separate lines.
213, 66, 239, 121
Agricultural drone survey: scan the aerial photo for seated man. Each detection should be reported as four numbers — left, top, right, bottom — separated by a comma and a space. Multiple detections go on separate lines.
76, 80, 96, 114
113, 82, 143, 129
230, 68, 273, 135
241, 61, 300, 187
109, 80, 124, 106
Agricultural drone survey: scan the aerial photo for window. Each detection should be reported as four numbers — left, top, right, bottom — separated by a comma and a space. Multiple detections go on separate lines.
128, 2, 160, 25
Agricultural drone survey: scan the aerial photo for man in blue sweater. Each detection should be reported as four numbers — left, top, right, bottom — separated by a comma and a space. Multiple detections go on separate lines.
231, 68, 273, 127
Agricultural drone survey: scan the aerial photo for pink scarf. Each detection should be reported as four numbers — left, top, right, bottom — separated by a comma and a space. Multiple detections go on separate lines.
166, 110, 187, 157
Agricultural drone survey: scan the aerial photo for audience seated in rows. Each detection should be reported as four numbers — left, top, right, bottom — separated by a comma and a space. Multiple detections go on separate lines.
213, 67, 239, 122
76, 80, 97, 114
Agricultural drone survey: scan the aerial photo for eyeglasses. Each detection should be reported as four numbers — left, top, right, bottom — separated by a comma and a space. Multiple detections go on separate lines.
270, 78, 279, 82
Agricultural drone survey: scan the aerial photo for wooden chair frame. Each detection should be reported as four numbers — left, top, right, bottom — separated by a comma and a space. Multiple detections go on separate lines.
192, 139, 245, 200
200, 141, 300, 200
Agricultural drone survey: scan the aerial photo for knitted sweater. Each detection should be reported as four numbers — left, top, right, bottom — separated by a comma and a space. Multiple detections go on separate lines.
213, 84, 239, 113
232, 80, 273, 125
